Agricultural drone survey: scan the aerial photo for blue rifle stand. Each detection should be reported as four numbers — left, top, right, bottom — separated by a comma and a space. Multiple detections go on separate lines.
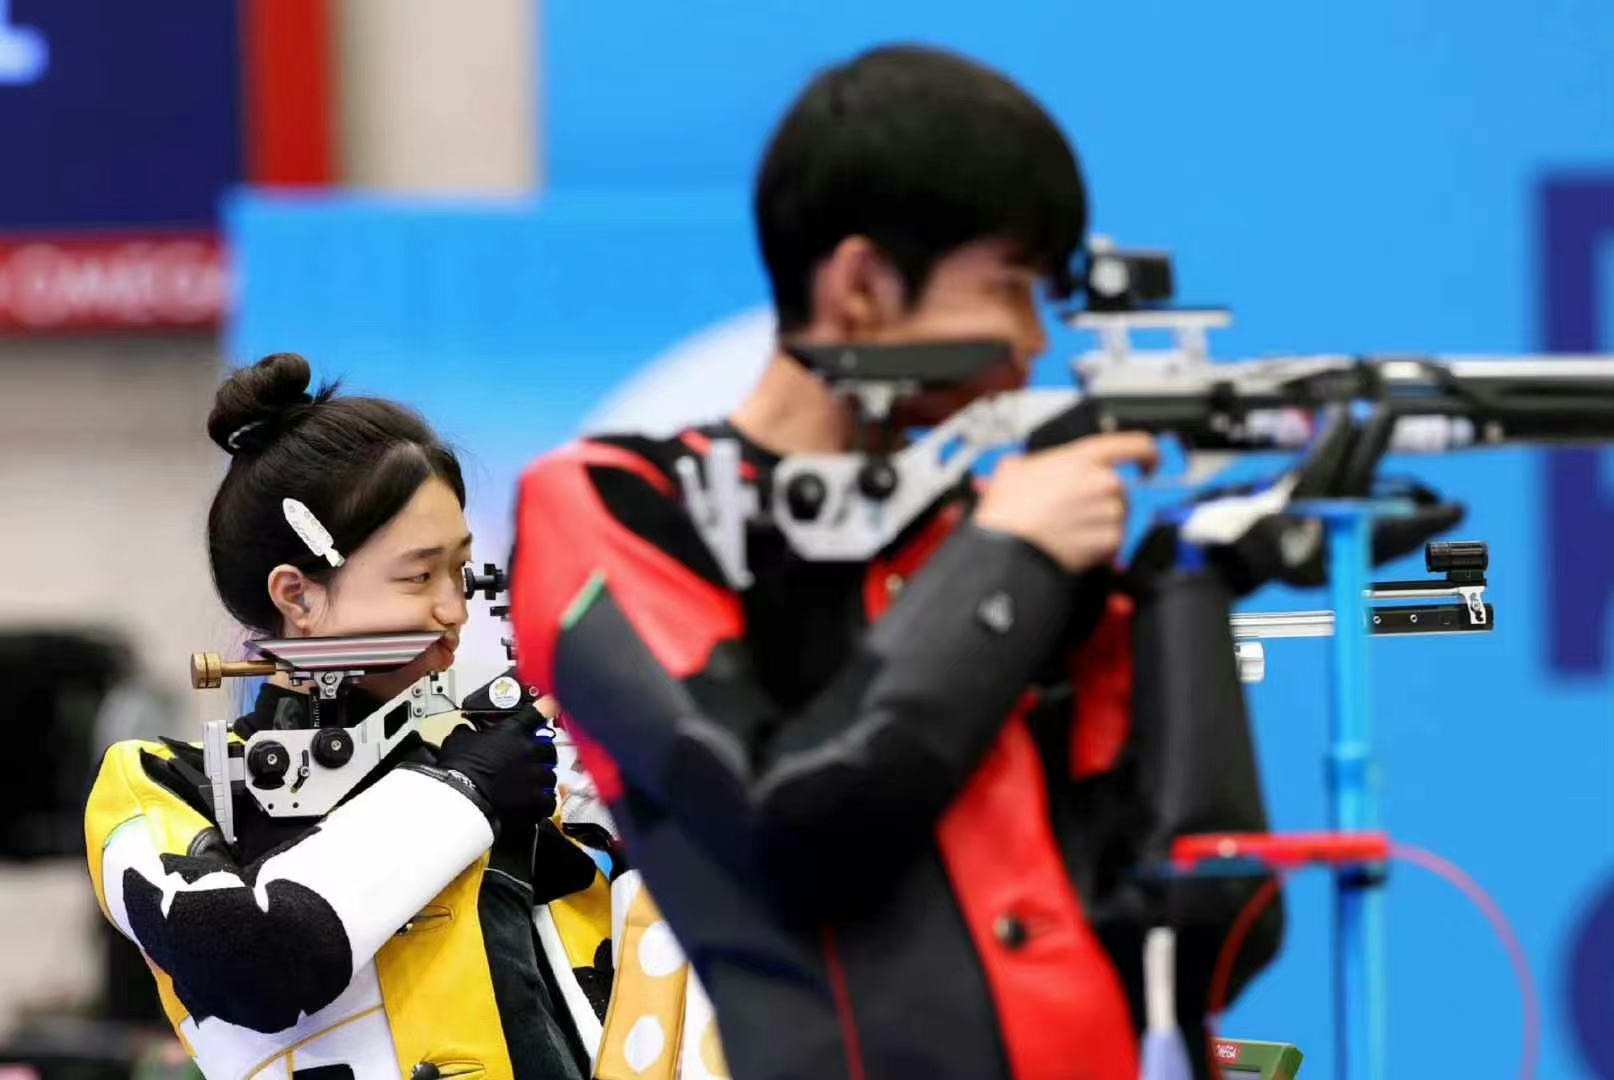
1291, 499, 1400, 1080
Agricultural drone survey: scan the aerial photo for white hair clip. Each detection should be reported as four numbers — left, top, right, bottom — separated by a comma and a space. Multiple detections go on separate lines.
283, 498, 346, 568
225, 420, 266, 452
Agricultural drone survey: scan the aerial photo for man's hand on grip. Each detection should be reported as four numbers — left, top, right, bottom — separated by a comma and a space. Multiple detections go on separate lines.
974, 432, 1159, 572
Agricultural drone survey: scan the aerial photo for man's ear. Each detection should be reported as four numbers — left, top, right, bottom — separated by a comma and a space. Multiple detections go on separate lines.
809, 236, 908, 337
266, 564, 320, 635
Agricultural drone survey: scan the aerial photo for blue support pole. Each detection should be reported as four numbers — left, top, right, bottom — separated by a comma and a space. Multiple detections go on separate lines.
1322, 505, 1387, 1080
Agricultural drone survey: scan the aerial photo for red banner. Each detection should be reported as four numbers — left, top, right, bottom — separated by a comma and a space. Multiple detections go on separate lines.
0, 233, 228, 333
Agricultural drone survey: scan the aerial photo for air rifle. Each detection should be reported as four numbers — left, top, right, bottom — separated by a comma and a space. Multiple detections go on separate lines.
673, 242, 1609, 667
187, 563, 536, 845
733, 246, 1614, 570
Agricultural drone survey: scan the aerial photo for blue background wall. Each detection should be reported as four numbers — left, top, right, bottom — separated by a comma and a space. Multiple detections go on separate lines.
0, 0, 239, 229
228, 2, 1614, 1075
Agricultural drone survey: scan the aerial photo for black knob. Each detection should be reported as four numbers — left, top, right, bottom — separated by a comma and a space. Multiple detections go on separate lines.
784, 473, 828, 521
311, 727, 354, 769
411, 1065, 441, 1080
857, 458, 899, 502
247, 741, 290, 789
463, 562, 509, 601
992, 914, 1029, 951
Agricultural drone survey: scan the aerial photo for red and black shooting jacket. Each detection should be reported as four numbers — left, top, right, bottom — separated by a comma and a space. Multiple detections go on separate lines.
511, 423, 1281, 1080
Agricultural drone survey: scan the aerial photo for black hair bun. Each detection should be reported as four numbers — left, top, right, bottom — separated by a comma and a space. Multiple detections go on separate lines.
207, 353, 328, 456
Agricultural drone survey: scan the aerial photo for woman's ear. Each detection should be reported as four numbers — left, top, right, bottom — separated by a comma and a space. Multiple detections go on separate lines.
267, 564, 320, 636
809, 236, 909, 337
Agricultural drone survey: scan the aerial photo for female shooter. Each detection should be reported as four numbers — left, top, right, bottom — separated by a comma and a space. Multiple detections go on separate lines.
83, 353, 604, 1080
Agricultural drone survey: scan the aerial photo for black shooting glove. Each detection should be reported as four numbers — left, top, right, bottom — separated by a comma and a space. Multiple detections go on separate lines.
437, 705, 560, 836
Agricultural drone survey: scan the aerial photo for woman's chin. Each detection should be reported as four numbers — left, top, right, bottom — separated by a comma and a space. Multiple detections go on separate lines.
426, 641, 457, 674
361, 651, 446, 700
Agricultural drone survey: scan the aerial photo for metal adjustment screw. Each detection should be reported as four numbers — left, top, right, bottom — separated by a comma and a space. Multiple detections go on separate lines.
190, 652, 222, 689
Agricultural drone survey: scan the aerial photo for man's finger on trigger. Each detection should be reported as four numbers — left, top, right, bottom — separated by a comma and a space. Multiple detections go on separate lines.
534, 694, 561, 722
1075, 432, 1161, 473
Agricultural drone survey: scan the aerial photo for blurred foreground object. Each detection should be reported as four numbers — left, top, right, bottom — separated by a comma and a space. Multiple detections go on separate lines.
0, 630, 177, 1076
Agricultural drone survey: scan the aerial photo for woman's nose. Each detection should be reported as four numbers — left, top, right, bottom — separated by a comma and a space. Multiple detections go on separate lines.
435, 577, 469, 628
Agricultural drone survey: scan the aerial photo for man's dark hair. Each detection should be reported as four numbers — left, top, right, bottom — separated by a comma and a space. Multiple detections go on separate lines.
755, 44, 1088, 333
205, 352, 466, 636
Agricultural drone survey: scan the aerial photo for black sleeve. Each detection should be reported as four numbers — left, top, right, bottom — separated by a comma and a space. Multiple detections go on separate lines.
517, 462, 1078, 922
478, 868, 591, 1080
1089, 566, 1285, 1051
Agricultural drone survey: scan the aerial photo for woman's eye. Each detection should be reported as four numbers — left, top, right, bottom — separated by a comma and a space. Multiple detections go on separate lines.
404, 572, 431, 585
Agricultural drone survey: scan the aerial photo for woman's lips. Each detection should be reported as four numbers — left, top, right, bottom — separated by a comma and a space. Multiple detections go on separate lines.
395, 636, 456, 678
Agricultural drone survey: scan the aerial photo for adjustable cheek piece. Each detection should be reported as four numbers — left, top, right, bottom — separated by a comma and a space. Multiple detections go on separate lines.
190, 632, 459, 845
671, 241, 1178, 584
